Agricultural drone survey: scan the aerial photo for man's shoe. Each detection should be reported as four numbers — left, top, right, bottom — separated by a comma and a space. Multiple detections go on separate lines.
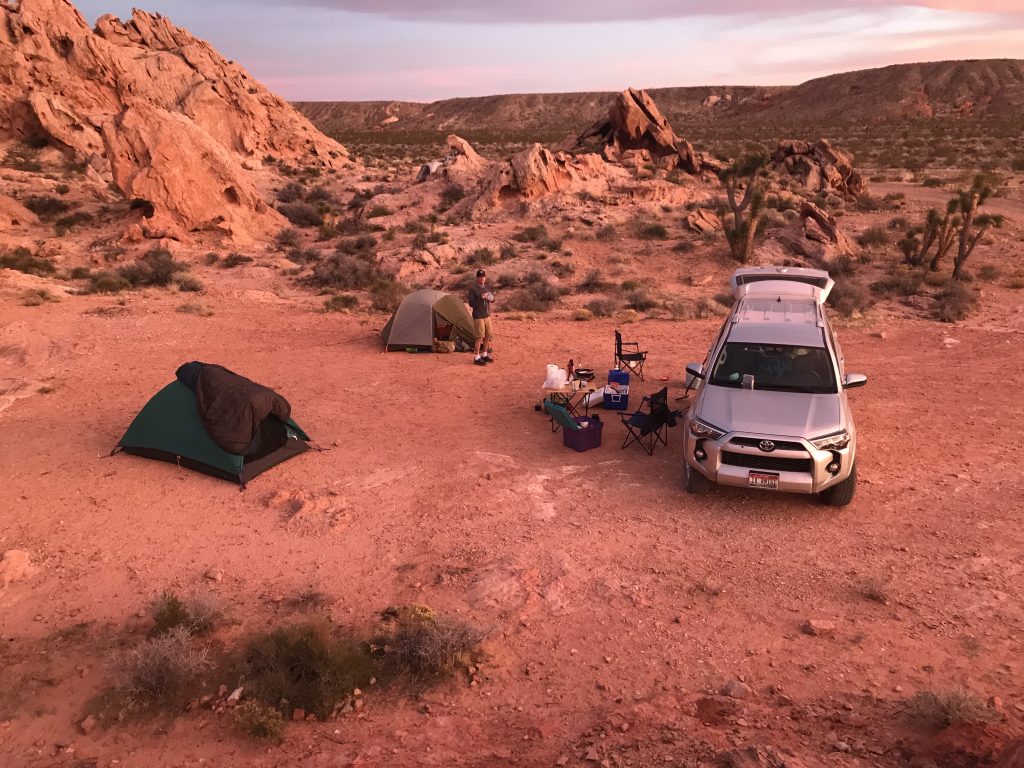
483, 355, 495, 363
474, 358, 487, 366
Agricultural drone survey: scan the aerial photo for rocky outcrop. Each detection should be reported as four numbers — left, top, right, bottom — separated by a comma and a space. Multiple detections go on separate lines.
759, 200, 857, 268
0, 0, 349, 241
573, 88, 701, 174
441, 134, 491, 187
0, 196, 39, 230
772, 139, 865, 199
683, 208, 721, 236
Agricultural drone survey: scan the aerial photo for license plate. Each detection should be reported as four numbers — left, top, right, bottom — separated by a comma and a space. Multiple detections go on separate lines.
748, 472, 779, 490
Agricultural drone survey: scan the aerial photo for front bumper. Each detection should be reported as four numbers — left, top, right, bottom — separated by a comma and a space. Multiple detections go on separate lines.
684, 430, 854, 494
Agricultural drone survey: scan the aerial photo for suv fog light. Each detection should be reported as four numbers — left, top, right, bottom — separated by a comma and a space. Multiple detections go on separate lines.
695, 448, 707, 461
827, 461, 840, 474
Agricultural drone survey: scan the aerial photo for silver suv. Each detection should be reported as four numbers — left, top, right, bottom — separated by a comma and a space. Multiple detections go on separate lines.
683, 267, 866, 506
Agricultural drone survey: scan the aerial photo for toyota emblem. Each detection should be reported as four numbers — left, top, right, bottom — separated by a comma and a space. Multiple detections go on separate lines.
758, 440, 776, 452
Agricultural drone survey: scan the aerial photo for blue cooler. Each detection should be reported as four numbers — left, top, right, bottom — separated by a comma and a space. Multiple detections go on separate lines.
604, 385, 629, 410
608, 370, 630, 386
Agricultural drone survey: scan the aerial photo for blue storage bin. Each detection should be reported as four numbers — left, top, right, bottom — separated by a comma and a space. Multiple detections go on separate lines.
563, 417, 603, 452
604, 386, 629, 410
608, 369, 630, 386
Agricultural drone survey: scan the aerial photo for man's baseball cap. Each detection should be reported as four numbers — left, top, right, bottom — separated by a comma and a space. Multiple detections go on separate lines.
476, 269, 486, 277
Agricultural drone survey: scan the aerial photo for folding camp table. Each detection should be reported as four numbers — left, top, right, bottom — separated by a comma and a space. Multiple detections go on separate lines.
542, 379, 599, 420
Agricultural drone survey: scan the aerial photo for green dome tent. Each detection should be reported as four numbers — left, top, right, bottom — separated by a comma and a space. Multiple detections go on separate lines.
380, 288, 476, 352
116, 380, 311, 486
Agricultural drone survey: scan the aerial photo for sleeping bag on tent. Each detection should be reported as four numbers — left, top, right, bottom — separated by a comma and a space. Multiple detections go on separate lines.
116, 363, 312, 486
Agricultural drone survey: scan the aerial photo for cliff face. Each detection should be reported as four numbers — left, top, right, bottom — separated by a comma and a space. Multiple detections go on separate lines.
1, 0, 350, 241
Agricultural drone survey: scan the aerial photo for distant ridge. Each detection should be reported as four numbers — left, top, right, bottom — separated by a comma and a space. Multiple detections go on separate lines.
296, 59, 1024, 138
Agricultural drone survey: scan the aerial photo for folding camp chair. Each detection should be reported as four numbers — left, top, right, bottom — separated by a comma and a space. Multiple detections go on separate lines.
620, 387, 678, 455
544, 398, 579, 434
614, 330, 648, 381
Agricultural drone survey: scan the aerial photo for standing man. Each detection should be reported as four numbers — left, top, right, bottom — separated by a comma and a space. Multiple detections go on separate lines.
467, 268, 495, 366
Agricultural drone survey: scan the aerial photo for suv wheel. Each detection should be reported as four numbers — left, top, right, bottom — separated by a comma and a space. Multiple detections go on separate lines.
819, 463, 857, 507
684, 462, 712, 495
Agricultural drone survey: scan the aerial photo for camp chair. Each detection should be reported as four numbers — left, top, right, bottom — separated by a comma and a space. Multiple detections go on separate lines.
544, 399, 580, 434
620, 387, 678, 455
614, 330, 648, 381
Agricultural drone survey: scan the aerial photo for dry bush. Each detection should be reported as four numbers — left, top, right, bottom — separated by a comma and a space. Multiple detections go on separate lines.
871, 272, 923, 297
308, 254, 377, 290
499, 243, 518, 260
858, 227, 890, 248
595, 224, 617, 241
177, 302, 213, 317
934, 282, 978, 322
976, 264, 1000, 282
385, 605, 482, 679
54, 211, 93, 236
826, 281, 874, 317
276, 228, 301, 250
365, 204, 392, 219
220, 253, 253, 269
637, 222, 669, 240
370, 279, 407, 312
233, 700, 285, 743
578, 269, 609, 293
277, 182, 305, 203
465, 247, 495, 267
279, 202, 323, 228
439, 184, 466, 211
89, 271, 131, 294
114, 627, 212, 708
504, 278, 560, 311
584, 298, 618, 317
907, 690, 997, 728
0, 247, 55, 276
335, 236, 376, 256
512, 224, 562, 252
24, 195, 69, 219
572, 309, 593, 321
22, 289, 58, 306
177, 276, 204, 293
324, 294, 358, 312
150, 591, 221, 636
625, 289, 658, 312
244, 620, 373, 718
550, 260, 574, 279
118, 248, 188, 287
861, 578, 890, 604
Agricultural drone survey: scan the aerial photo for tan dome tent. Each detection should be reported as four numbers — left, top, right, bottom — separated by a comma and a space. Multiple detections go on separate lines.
380, 288, 477, 352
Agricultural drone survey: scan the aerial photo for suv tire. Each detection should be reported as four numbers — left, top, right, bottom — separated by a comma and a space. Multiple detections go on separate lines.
684, 462, 712, 495
819, 463, 856, 507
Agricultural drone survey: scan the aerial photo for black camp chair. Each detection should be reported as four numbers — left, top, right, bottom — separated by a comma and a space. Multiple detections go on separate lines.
620, 387, 678, 455
614, 330, 648, 381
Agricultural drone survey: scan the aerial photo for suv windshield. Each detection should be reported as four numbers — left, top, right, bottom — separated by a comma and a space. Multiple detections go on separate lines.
709, 342, 837, 394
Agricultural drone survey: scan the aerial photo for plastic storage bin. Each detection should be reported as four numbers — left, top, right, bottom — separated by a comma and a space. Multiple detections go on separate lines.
563, 417, 603, 452
603, 386, 630, 411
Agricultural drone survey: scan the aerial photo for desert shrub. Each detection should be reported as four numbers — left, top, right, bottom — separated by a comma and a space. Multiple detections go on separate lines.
403, 220, 427, 234
233, 700, 286, 743
1007, 278, 1024, 290
595, 224, 617, 241
908, 690, 997, 728
24, 195, 69, 219
118, 248, 187, 287
572, 309, 593, 321
384, 606, 482, 679
871, 272, 923, 296
365, 205, 392, 219
637, 223, 669, 240
114, 628, 212, 708
308, 254, 376, 290
504, 279, 560, 311
855, 193, 886, 212
324, 294, 358, 312
219, 253, 253, 269
54, 211, 93, 236
69, 266, 92, 280
203, 252, 220, 266
427, 230, 448, 244
512, 224, 549, 243
335, 236, 376, 256
499, 243, 518, 260
975, 213, 1005, 229
921, 177, 944, 188
625, 289, 658, 312
465, 248, 494, 266
620, 279, 640, 291
828, 253, 857, 277
275, 229, 301, 250
578, 269, 608, 293
22, 289, 58, 307
0, 247, 55, 276
370, 279, 407, 312
279, 202, 323, 228
177, 302, 213, 316
176, 276, 204, 293
439, 184, 466, 210
888, 216, 909, 230
382, 226, 397, 241
277, 183, 305, 203
976, 264, 1000, 282
713, 292, 734, 307
673, 240, 695, 254
550, 260, 574, 278
584, 298, 618, 317
244, 621, 373, 718
89, 271, 131, 294
151, 591, 220, 636
3, 144, 43, 172
826, 281, 874, 317
55, 183, 70, 195
305, 186, 334, 205
934, 282, 978, 322
858, 227, 890, 248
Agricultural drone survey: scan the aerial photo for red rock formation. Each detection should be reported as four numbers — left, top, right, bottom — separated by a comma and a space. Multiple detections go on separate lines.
772, 139, 865, 199
0, 0, 350, 241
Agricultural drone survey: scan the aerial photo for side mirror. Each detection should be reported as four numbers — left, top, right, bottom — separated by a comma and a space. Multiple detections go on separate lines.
843, 373, 867, 389
685, 362, 704, 379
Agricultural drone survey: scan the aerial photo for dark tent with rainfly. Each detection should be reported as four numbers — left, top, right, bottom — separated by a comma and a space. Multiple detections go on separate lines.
114, 363, 313, 487
380, 288, 477, 352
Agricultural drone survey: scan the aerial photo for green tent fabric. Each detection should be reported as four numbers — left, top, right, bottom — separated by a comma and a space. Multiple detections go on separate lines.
380, 288, 477, 351
117, 381, 311, 485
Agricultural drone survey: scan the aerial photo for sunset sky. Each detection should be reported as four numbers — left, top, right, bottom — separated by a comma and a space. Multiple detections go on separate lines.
74, 0, 1024, 101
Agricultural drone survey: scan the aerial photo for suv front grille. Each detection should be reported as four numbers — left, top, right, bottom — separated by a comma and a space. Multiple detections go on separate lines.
721, 451, 812, 473
730, 436, 806, 451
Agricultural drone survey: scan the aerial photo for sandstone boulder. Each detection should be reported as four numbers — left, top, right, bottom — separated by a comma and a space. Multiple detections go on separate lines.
442, 134, 491, 187
573, 88, 700, 174
772, 139, 865, 199
0, 196, 39, 229
683, 209, 721, 236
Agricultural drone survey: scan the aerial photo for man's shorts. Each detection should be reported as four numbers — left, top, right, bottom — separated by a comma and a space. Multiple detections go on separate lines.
474, 317, 493, 342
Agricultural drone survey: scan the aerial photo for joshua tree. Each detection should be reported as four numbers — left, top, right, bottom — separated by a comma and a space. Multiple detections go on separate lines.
718, 151, 770, 263
900, 202, 960, 270
951, 174, 995, 280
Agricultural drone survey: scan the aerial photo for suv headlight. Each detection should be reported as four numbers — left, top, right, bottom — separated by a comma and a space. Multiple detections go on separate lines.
810, 430, 850, 450
689, 418, 726, 440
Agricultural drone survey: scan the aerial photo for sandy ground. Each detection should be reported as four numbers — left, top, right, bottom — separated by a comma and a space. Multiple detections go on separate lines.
1, 273, 1023, 767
